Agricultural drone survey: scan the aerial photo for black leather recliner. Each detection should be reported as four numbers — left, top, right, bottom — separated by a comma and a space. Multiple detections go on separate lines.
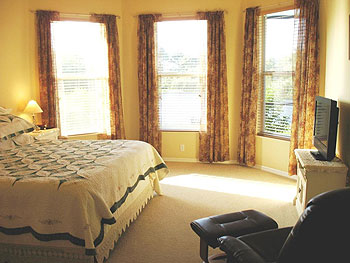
219, 188, 350, 263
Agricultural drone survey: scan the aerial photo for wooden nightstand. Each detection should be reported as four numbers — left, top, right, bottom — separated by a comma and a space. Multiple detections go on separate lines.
28, 128, 60, 141
293, 149, 348, 216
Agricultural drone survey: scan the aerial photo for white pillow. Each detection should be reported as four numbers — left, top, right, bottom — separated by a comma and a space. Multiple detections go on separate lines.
13, 133, 34, 145
0, 114, 35, 142
0, 134, 34, 150
0, 106, 12, 115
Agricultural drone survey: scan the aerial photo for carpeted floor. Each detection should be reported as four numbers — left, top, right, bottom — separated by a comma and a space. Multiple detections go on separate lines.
107, 162, 299, 263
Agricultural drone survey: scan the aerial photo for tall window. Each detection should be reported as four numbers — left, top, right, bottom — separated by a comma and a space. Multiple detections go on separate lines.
155, 20, 207, 131
258, 9, 296, 138
51, 21, 111, 136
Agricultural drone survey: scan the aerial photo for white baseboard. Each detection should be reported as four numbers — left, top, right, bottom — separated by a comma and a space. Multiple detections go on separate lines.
163, 157, 199, 163
254, 164, 297, 180
164, 157, 296, 180
163, 157, 237, 164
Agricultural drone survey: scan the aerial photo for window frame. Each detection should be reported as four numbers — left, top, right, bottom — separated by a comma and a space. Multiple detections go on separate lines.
50, 19, 112, 137
257, 6, 296, 141
155, 18, 208, 132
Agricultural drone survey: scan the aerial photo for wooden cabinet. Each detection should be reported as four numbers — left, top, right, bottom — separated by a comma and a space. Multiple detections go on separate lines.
294, 149, 348, 216
28, 128, 60, 141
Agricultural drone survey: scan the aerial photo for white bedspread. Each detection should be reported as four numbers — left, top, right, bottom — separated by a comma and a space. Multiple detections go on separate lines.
0, 139, 168, 255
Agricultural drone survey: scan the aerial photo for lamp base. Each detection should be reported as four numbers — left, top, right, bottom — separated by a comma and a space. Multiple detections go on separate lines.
31, 114, 40, 131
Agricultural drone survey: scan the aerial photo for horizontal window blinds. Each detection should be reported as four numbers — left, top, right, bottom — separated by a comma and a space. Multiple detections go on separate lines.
51, 21, 111, 136
156, 20, 207, 131
257, 9, 296, 138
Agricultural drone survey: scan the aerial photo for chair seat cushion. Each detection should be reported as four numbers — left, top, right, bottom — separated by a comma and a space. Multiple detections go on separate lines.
190, 210, 278, 248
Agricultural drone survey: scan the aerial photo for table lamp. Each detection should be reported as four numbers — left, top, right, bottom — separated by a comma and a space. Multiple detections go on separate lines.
24, 100, 43, 131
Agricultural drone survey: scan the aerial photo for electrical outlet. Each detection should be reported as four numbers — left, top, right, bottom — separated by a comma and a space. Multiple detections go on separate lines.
180, 144, 185, 152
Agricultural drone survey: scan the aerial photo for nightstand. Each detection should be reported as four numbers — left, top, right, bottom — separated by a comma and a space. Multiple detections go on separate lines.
28, 128, 60, 141
293, 149, 348, 216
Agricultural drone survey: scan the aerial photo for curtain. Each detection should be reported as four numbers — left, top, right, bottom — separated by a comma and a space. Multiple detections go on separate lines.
91, 14, 125, 139
197, 11, 229, 163
137, 14, 162, 154
36, 10, 59, 128
288, 0, 320, 175
237, 7, 259, 167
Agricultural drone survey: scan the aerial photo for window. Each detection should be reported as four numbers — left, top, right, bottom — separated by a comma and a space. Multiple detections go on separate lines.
155, 20, 207, 131
257, 9, 296, 138
51, 21, 111, 136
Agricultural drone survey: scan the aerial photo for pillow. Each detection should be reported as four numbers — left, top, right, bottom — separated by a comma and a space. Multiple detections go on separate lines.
0, 139, 15, 150
0, 134, 35, 150
12, 133, 34, 145
0, 106, 12, 115
0, 114, 35, 142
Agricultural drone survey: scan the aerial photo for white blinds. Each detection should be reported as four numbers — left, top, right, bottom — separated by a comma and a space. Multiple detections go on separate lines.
257, 9, 296, 138
51, 21, 111, 136
155, 20, 207, 131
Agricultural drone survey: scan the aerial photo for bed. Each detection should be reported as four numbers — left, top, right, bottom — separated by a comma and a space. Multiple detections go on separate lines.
0, 109, 168, 263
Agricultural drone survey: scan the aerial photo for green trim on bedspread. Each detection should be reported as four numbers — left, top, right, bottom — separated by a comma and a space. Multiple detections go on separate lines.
0, 162, 167, 255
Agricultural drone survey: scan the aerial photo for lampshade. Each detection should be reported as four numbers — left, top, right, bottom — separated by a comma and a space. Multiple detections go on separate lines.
24, 100, 43, 114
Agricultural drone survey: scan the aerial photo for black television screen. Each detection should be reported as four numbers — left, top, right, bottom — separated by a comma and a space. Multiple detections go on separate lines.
312, 96, 339, 161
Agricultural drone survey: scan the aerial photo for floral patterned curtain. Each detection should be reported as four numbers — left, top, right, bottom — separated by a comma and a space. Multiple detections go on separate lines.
288, 0, 319, 175
91, 14, 125, 139
197, 11, 229, 163
137, 14, 162, 154
237, 7, 259, 167
36, 10, 59, 128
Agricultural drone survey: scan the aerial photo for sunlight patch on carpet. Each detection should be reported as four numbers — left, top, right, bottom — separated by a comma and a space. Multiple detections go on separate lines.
161, 174, 295, 202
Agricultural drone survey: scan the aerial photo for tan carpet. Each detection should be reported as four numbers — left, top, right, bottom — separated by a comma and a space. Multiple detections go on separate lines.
107, 162, 299, 263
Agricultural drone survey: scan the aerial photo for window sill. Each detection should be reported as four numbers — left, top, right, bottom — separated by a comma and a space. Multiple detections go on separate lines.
66, 133, 108, 140
257, 132, 290, 141
161, 130, 201, 132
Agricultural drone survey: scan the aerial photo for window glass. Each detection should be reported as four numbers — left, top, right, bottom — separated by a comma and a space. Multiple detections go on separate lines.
156, 20, 207, 131
51, 21, 111, 136
258, 9, 296, 138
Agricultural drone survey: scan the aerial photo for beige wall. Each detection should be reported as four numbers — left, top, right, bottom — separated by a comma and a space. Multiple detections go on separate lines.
322, 0, 350, 170
0, 0, 123, 114
243, 0, 294, 173
0, 0, 32, 113
121, 0, 244, 163
243, 0, 346, 174
0, 0, 348, 174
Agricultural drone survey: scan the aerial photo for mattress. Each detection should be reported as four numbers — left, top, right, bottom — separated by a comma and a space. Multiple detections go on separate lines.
0, 139, 168, 262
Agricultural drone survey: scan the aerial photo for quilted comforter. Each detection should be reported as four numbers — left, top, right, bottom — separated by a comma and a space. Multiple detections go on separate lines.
0, 139, 168, 255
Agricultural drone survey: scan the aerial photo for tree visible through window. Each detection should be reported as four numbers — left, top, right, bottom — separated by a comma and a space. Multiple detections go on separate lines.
155, 20, 207, 131
51, 21, 111, 136
258, 9, 296, 138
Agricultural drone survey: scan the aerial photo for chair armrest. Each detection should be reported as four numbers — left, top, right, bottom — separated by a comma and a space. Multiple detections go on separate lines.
219, 236, 266, 263
238, 227, 293, 262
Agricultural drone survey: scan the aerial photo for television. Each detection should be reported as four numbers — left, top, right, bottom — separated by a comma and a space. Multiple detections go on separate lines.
311, 96, 339, 161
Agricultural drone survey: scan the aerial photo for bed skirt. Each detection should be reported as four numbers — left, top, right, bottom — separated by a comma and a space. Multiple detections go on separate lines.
0, 177, 155, 263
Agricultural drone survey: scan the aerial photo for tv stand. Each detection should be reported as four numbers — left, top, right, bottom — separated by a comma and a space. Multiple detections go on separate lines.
293, 149, 348, 216
310, 150, 326, 161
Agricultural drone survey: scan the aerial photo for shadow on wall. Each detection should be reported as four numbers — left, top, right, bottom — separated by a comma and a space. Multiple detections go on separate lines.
337, 100, 350, 184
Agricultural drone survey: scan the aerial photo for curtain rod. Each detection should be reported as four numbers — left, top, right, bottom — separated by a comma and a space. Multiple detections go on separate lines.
134, 10, 228, 18
243, 1, 294, 12
29, 10, 121, 19
161, 12, 198, 18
